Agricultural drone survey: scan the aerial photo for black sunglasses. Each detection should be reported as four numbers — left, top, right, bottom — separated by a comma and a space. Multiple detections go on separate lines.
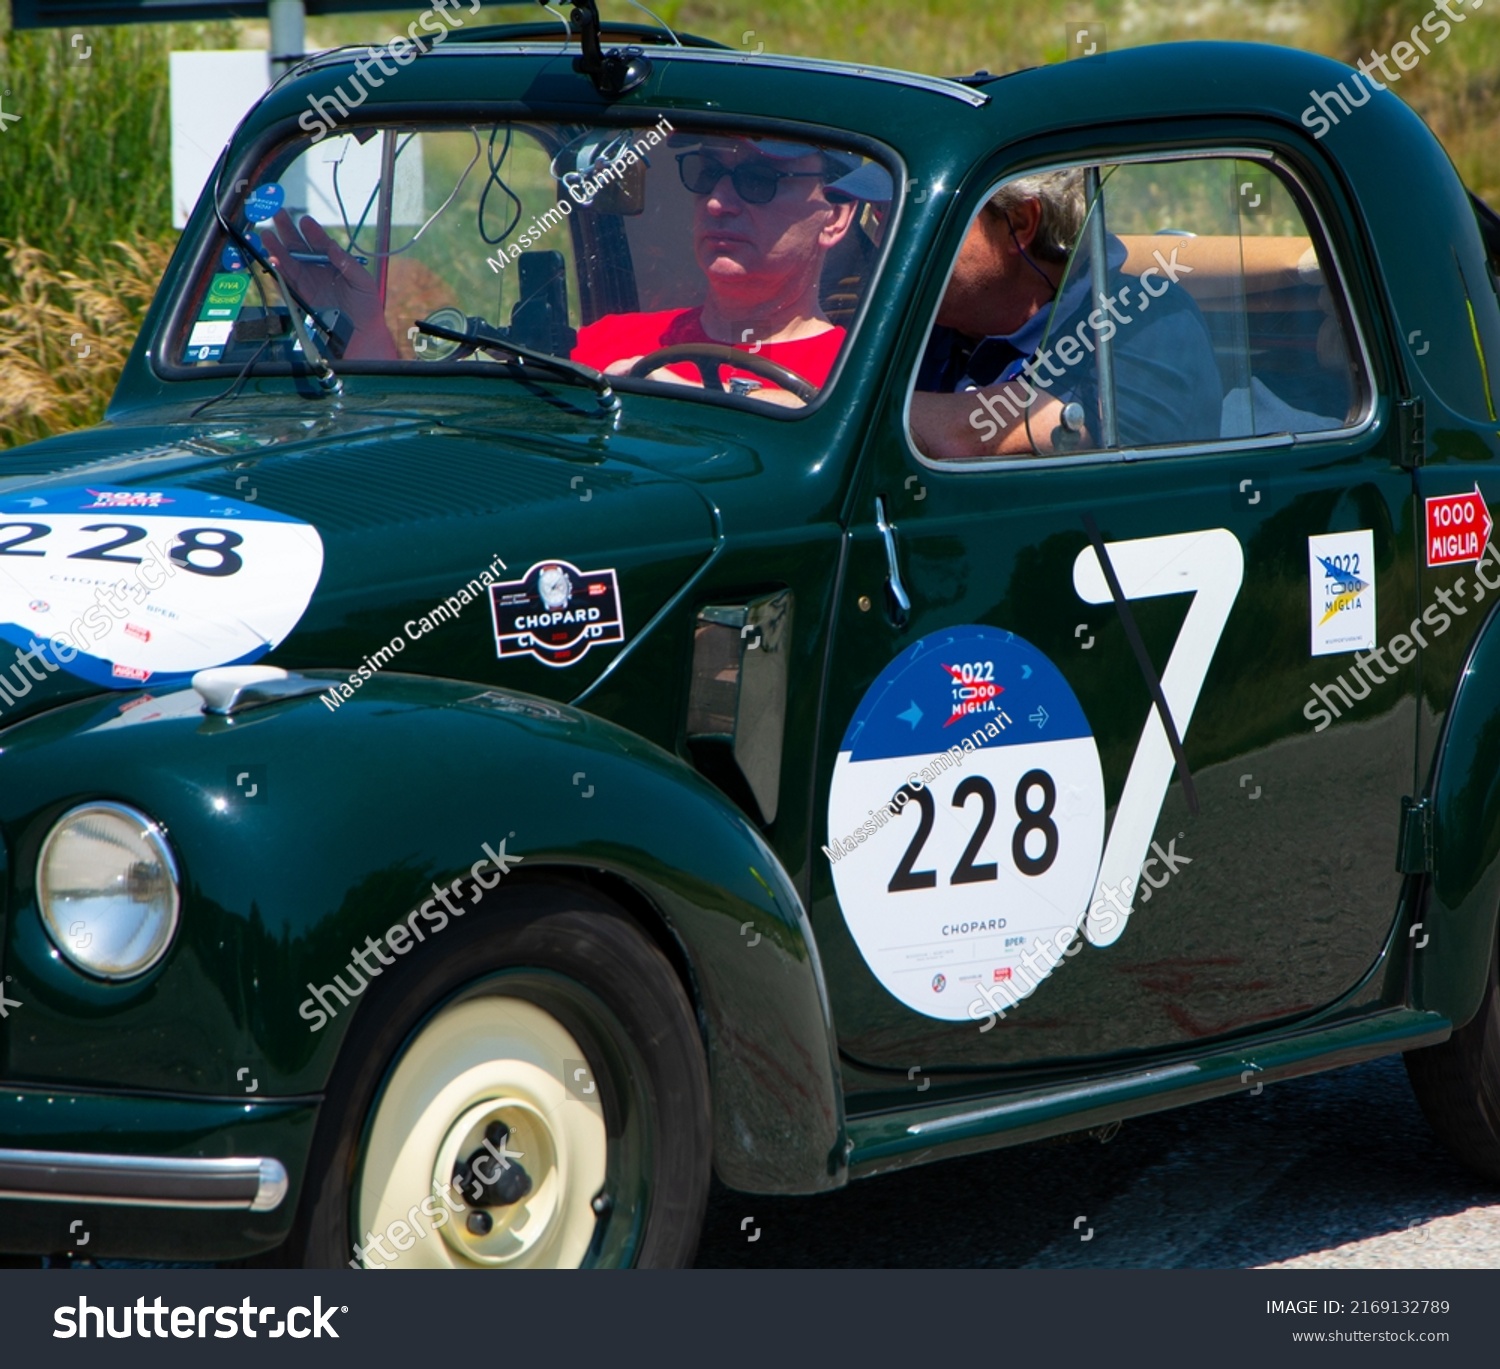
676, 152, 827, 205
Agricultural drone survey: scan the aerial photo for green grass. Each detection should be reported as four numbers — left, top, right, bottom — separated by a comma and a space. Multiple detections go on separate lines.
0, 0, 240, 446
0, 2, 236, 289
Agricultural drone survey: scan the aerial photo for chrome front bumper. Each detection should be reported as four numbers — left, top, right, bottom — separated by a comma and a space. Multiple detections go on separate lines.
0, 1148, 288, 1212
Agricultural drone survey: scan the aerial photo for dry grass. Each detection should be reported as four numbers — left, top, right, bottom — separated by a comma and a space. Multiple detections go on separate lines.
0, 0, 227, 449
0, 238, 173, 449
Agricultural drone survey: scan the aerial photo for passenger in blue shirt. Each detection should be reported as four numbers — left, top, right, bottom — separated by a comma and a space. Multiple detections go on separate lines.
905, 169, 1223, 458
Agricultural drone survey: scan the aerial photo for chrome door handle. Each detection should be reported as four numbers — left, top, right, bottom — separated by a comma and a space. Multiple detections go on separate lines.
875, 495, 910, 629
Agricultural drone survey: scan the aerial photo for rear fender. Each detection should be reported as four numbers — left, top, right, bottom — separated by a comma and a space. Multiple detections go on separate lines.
1422, 598, 1500, 1024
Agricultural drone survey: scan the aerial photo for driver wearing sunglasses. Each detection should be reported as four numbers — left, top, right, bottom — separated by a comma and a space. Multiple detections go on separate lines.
570, 136, 858, 406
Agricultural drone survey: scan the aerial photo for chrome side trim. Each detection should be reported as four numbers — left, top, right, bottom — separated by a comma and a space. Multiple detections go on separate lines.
906, 1063, 1200, 1136
253, 1158, 291, 1212
0, 1149, 289, 1212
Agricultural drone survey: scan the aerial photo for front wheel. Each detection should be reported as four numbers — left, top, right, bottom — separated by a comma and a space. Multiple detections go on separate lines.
290, 889, 712, 1268
1405, 928, 1500, 1184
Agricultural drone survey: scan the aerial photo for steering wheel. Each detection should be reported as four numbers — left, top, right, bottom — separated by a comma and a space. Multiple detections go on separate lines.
628, 344, 818, 401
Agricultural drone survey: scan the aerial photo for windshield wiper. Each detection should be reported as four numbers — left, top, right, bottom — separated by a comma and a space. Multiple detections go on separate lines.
208, 195, 343, 400
188, 306, 350, 418
416, 318, 619, 416
254, 252, 343, 398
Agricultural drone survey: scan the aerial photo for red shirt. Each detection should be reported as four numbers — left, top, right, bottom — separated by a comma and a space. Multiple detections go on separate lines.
572, 307, 845, 391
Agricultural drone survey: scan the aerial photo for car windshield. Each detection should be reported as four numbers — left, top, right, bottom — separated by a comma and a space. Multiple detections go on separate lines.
170, 116, 894, 410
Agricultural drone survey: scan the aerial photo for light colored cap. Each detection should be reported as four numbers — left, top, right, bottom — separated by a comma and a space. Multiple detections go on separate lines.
825, 161, 895, 202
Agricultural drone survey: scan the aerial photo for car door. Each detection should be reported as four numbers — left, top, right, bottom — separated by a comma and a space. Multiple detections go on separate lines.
811, 135, 1419, 1071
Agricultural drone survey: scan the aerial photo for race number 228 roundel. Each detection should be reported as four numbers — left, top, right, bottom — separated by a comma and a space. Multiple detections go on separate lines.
0, 485, 324, 689
826, 626, 1105, 1021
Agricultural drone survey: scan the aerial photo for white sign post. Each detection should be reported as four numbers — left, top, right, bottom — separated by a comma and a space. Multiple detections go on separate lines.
169, 50, 272, 228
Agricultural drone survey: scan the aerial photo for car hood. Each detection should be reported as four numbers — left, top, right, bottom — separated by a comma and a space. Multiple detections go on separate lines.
0, 402, 724, 727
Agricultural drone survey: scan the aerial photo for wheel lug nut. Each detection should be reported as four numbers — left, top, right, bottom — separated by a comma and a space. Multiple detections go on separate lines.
467, 1209, 493, 1236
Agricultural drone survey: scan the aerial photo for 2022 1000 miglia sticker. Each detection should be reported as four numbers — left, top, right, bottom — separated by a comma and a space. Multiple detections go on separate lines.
826, 528, 1244, 1020
825, 626, 1107, 1021
0, 485, 324, 689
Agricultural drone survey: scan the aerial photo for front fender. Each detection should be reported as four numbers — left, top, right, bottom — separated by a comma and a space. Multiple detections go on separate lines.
1423, 599, 1500, 1026
0, 676, 843, 1195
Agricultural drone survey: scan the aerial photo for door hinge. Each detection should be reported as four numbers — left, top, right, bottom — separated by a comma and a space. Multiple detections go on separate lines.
1397, 396, 1426, 469
1397, 796, 1433, 874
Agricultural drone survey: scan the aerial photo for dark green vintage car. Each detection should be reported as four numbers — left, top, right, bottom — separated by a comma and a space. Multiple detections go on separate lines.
4, 9, 1500, 1268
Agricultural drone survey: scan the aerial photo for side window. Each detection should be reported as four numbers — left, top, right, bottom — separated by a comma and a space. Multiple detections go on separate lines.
908, 155, 1367, 461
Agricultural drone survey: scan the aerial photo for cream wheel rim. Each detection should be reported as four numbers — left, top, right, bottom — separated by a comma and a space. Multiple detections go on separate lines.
355, 996, 608, 1268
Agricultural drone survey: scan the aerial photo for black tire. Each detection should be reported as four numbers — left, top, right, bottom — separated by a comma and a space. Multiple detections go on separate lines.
285, 885, 711, 1268
1405, 930, 1500, 1184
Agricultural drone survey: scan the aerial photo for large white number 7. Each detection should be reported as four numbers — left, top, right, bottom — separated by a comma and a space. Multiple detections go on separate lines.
1072, 528, 1243, 946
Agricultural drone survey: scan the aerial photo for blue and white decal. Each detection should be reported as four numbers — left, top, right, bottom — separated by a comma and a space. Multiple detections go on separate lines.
826, 625, 1105, 1021
0, 485, 324, 689
244, 182, 286, 223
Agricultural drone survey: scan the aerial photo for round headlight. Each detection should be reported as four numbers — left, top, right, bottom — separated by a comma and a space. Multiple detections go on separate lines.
37, 803, 180, 980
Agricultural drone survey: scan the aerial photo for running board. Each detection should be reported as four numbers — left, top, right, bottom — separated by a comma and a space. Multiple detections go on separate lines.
844, 1008, 1450, 1179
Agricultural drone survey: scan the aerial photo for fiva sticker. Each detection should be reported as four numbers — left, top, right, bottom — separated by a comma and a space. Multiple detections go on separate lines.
825, 625, 1105, 1021
0, 484, 324, 689
489, 560, 624, 668
184, 271, 250, 365
1308, 529, 1375, 656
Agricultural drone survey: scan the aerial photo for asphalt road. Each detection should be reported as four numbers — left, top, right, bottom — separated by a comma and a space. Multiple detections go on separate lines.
696, 1054, 1500, 1267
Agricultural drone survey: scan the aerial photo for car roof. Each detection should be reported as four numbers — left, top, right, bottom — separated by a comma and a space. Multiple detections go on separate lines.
285, 39, 991, 107
255, 39, 1429, 162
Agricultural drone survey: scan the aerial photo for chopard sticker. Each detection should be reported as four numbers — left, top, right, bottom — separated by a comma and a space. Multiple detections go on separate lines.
489, 560, 624, 668
1308, 529, 1375, 656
